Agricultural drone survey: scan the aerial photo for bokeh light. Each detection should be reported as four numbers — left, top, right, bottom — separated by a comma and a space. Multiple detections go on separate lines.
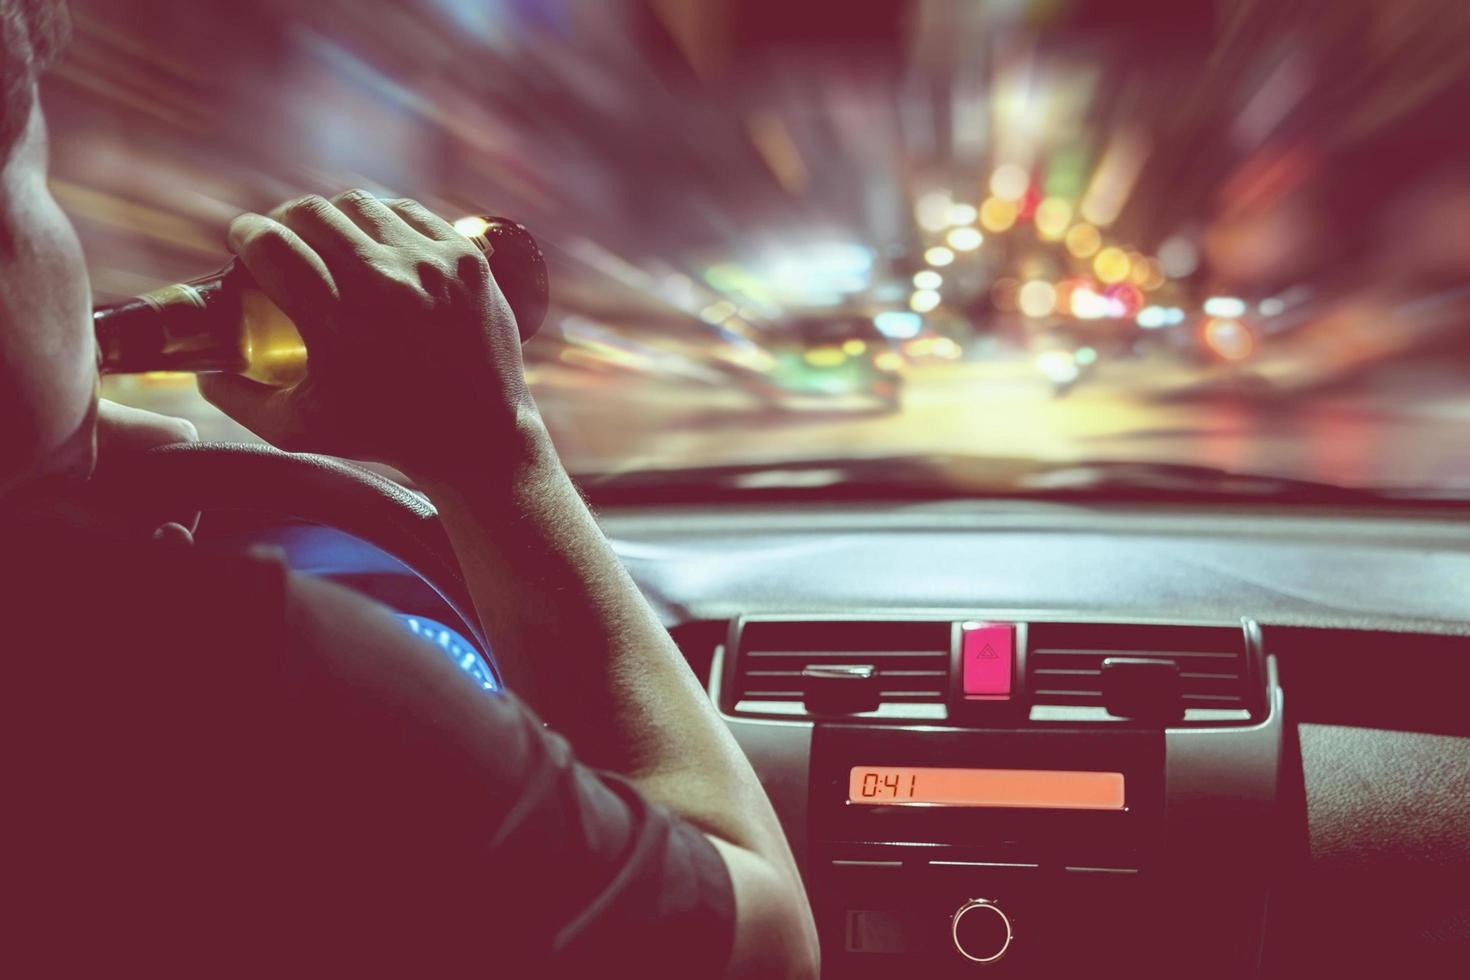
916, 190, 954, 232
909, 289, 942, 313
1203, 318, 1254, 361
1034, 198, 1072, 240
979, 196, 1020, 232
1157, 236, 1199, 278
1093, 247, 1131, 284
1203, 297, 1248, 318
1018, 280, 1058, 318
1064, 223, 1102, 258
989, 164, 1029, 201
946, 226, 984, 251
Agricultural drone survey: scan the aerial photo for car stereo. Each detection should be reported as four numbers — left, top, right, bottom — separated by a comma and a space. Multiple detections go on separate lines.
810, 724, 1164, 976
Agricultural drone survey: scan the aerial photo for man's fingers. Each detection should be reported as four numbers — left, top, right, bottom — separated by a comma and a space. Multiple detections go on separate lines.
197, 373, 301, 448
385, 198, 462, 242
331, 189, 418, 244
95, 399, 198, 456
227, 212, 339, 353
271, 194, 381, 280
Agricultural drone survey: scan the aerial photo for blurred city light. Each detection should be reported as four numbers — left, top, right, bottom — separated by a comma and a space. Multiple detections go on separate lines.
1258, 297, 1286, 316
1133, 257, 1166, 290
912, 270, 943, 290
1034, 197, 1072, 240
915, 190, 954, 232
874, 350, 904, 372
1106, 283, 1144, 318
946, 226, 984, 251
1203, 318, 1254, 361
1136, 305, 1169, 328
1203, 296, 1248, 318
1093, 246, 1131, 284
1064, 222, 1102, 258
909, 289, 942, 313
948, 202, 979, 226
924, 246, 956, 267
699, 300, 738, 324
804, 346, 848, 368
874, 311, 923, 339
1018, 280, 1058, 318
979, 196, 1019, 232
1157, 236, 1200, 278
1075, 346, 1098, 366
1070, 285, 1110, 319
1079, 130, 1147, 227
906, 336, 963, 360
990, 164, 1029, 201
1036, 349, 1080, 384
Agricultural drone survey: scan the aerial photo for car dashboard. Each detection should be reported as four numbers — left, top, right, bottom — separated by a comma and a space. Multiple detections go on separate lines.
208, 498, 1470, 978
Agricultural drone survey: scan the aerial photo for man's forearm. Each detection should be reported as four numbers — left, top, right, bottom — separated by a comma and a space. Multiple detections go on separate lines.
419, 411, 786, 855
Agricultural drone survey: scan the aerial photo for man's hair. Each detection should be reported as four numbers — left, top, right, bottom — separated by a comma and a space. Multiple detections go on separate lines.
1, 0, 68, 159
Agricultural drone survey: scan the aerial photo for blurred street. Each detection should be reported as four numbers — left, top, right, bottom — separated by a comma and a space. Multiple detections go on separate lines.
107, 351, 1470, 491
53, 0, 1470, 494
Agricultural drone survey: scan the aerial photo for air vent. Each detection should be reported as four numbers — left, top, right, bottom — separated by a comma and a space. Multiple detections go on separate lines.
726, 619, 951, 719
1027, 622, 1258, 723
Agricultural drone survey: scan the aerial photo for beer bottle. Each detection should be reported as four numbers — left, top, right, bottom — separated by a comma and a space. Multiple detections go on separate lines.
95, 215, 548, 387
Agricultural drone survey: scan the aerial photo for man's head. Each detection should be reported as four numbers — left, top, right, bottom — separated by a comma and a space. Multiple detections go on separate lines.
0, 0, 91, 492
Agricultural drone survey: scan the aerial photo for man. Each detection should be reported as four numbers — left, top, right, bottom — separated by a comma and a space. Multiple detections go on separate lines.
1, 2, 818, 975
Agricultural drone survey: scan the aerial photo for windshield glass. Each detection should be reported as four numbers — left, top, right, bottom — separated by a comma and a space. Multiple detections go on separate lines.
65, 0, 1470, 495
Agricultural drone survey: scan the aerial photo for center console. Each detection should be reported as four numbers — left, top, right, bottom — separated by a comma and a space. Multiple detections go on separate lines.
714, 615, 1284, 978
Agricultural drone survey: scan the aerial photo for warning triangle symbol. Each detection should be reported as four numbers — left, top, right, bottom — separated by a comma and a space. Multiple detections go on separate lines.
978, 643, 998, 660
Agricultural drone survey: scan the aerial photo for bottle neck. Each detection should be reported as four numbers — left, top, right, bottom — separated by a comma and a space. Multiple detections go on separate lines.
95, 262, 248, 376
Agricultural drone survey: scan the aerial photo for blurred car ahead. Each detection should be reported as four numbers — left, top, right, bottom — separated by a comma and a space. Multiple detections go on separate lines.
757, 315, 905, 413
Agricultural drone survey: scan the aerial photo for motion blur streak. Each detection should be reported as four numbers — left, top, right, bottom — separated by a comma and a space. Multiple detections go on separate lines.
53, 0, 1470, 492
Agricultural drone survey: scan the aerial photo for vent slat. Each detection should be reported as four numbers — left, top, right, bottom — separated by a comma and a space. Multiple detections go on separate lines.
735, 621, 950, 711
1030, 648, 1237, 661
1026, 623, 1247, 714
745, 649, 944, 659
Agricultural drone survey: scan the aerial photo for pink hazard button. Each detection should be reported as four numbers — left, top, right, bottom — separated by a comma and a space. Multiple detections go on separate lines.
961, 622, 1014, 699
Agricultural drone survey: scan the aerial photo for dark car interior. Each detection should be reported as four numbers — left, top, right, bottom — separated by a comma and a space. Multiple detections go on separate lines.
99, 442, 1469, 978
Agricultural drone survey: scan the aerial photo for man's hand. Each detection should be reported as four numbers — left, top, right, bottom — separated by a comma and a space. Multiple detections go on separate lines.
94, 399, 199, 542
95, 398, 198, 459
198, 191, 534, 483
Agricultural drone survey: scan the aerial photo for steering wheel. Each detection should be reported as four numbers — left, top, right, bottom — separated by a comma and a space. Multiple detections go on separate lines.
91, 442, 486, 652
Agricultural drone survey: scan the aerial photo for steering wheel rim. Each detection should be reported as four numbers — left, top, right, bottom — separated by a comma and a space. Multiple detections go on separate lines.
91, 442, 486, 651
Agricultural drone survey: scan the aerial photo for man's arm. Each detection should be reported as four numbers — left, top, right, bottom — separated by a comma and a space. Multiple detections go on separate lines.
424, 415, 818, 978
199, 190, 818, 977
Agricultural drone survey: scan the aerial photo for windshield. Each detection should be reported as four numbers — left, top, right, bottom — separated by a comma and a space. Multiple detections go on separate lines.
65, 0, 1470, 496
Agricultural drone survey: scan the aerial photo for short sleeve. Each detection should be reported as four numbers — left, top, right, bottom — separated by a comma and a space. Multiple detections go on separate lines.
276, 574, 736, 976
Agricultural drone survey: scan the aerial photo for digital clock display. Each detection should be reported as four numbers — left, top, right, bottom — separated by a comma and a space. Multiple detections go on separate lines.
848, 766, 1126, 810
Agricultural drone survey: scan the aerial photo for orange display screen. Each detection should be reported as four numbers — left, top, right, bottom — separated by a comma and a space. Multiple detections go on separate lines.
848, 766, 1126, 810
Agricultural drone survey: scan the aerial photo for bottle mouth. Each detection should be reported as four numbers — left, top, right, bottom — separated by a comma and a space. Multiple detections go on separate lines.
470, 216, 549, 344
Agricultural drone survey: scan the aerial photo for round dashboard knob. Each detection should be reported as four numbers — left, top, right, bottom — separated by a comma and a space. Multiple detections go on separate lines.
951, 898, 1013, 964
